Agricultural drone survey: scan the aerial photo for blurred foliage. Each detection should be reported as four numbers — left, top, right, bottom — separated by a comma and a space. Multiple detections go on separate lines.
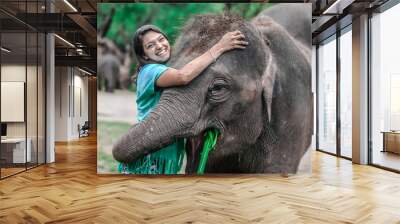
98, 120, 132, 173
98, 3, 273, 49
98, 150, 118, 173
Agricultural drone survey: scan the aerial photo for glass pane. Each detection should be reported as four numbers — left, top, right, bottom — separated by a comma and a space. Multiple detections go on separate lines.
1, 30, 27, 177
27, 31, 38, 169
312, 46, 317, 151
340, 29, 352, 158
26, 0, 39, 170
38, 32, 45, 165
0, 1, 46, 178
318, 37, 337, 154
371, 4, 400, 171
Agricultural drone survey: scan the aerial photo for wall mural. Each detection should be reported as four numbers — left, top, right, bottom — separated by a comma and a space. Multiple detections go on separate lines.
97, 3, 312, 175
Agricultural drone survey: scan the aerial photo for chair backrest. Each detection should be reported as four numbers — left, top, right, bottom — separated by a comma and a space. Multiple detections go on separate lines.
82, 121, 90, 129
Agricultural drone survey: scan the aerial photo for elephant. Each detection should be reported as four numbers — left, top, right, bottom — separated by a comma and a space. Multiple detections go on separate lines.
97, 34, 133, 92
97, 53, 119, 92
112, 5, 313, 174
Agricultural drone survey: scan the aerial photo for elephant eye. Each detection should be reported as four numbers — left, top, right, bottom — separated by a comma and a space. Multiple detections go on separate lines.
211, 84, 226, 92
207, 79, 231, 103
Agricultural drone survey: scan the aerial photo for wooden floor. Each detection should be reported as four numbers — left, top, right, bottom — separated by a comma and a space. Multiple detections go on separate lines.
373, 150, 400, 171
1, 167, 26, 178
1, 134, 400, 223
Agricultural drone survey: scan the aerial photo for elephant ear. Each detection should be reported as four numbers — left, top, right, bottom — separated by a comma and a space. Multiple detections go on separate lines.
252, 16, 281, 124
253, 15, 313, 172
260, 47, 277, 123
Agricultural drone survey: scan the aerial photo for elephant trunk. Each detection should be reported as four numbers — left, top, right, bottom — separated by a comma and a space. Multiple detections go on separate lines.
112, 89, 201, 164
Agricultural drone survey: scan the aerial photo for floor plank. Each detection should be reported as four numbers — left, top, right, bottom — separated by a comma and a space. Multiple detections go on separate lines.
0, 134, 400, 223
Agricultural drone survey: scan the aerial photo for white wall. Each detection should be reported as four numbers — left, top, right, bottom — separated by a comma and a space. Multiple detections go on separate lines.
54, 67, 89, 141
1, 64, 25, 127
1, 64, 46, 164
1, 65, 40, 137
72, 73, 89, 138
55, 67, 69, 141
1, 65, 26, 140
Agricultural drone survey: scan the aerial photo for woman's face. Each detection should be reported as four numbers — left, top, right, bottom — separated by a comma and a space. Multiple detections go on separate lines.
142, 30, 171, 63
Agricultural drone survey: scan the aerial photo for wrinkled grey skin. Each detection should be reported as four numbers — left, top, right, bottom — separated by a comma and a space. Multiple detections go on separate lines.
113, 6, 312, 174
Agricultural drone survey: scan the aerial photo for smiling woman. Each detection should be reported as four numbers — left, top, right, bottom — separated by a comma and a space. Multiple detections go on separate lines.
142, 31, 171, 63
112, 24, 248, 174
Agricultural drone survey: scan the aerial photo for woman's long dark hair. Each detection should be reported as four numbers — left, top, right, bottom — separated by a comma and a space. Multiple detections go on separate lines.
132, 25, 169, 78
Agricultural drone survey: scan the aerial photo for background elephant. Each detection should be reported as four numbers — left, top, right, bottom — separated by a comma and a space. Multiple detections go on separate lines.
97, 53, 120, 92
254, 3, 311, 47
113, 5, 312, 174
97, 8, 133, 92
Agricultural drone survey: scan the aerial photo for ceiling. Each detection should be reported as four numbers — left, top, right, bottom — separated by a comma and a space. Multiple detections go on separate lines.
311, 0, 390, 43
0, 0, 97, 74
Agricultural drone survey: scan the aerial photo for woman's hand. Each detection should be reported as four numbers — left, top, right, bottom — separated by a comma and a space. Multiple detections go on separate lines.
156, 31, 248, 88
210, 30, 248, 58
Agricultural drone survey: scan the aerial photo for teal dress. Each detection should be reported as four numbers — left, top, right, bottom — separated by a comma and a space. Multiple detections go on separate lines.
118, 64, 185, 174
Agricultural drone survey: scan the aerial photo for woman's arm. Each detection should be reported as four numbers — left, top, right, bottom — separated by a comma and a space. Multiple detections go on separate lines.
156, 30, 248, 87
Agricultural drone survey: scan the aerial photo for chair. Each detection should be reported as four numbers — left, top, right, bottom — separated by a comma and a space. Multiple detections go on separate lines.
79, 121, 90, 138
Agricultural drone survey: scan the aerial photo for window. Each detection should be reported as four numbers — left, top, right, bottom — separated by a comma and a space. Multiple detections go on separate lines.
340, 28, 352, 158
370, 2, 400, 171
318, 36, 337, 154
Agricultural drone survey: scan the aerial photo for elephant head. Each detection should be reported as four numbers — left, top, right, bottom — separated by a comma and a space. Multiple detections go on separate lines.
112, 10, 312, 174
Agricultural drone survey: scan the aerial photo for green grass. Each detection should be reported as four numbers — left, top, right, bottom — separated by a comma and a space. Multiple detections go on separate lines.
98, 150, 119, 173
97, 120, 132, 173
